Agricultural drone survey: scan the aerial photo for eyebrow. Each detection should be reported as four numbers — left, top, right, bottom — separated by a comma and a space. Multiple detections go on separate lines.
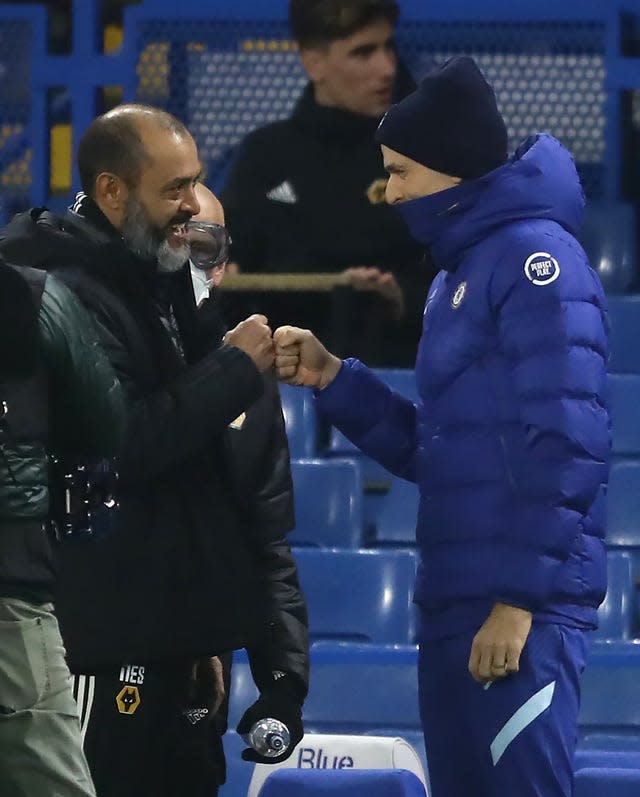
384, 162, 405, 175
349, 36, 395, 58
162, 170, 203, 191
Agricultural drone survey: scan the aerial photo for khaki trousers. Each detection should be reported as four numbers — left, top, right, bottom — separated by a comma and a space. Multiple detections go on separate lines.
0, 597, 96, 797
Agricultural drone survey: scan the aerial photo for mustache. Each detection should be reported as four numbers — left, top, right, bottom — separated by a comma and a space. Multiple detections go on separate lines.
167, 212, 192, 228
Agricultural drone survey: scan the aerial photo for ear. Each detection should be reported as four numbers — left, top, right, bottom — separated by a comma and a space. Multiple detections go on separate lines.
94, 172, 129, 212
300, 47, 328, 83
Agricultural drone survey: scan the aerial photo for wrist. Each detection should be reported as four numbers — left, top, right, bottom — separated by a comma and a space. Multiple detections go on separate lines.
318, 354, 342, 390
493, 602, 532, 620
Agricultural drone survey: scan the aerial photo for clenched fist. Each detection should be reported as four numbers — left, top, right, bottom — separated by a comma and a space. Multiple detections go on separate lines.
224, 314, 274, 372
273, 326, 342, 389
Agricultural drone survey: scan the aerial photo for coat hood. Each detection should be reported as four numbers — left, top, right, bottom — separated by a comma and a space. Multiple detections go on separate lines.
394, 134, 585, 270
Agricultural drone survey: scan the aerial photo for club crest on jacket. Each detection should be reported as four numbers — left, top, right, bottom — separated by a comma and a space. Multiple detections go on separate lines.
451, 281, 467, 309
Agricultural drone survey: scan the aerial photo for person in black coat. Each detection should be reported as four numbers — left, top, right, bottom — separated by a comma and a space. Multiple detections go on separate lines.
0, 104, 307, 797
0, 258, 124, 797
188, 183, 310, 780
220, 0, 435, 366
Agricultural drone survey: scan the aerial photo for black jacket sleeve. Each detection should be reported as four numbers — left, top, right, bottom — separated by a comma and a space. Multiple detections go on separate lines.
246, 536, 310, 697
59, 274, 265, 483
227, 371, 309, 695
101, 322, 264, 483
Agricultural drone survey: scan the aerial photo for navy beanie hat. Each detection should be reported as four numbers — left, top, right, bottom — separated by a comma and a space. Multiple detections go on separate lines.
375, 56, 508, 179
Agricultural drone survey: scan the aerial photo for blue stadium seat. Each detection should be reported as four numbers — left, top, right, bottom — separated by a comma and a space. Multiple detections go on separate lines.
293, 550, 418, 644
575, 749, 640, 771
304, 642, 421, 733
574, 767, 640, 797
610, 374, 640, 455
372, 477, 419, 546
279, 384, 317, 459
257, 768, 427, 797
579, 641, 640, 740
607, 461, 640, 546
580, 202, 637, 294
226, 643, 421, 734
290, 459, 364, 549
607, 296, 640, 373
325, 428, 389, 488
595, 552, 634, 640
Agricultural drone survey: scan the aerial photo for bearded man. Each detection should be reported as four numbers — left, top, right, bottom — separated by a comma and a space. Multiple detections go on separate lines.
0, 105, 304, 797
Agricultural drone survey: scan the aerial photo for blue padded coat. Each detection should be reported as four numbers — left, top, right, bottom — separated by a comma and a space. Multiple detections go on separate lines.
316, 134, 610, 640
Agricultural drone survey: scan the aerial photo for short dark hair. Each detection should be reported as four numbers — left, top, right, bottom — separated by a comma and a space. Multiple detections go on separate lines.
77, 104, 189, 197
289, 0, 399, 49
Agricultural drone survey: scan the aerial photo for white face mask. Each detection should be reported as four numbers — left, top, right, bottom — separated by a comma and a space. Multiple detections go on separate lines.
189, 260, 215, 306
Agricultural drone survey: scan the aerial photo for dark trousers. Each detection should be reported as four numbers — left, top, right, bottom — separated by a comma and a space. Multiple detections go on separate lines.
74, 660, 225, 797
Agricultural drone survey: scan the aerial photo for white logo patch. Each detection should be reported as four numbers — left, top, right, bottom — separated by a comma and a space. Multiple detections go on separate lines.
183, 707, 209, 725
524, 252, 560, 285
451, 281, 467, 309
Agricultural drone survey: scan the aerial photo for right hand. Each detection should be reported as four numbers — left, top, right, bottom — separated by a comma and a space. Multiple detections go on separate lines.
273, 326, 341, 389
224, 314, 274, 372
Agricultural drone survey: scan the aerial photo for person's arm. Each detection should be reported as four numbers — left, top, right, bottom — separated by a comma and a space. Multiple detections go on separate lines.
61, 275, 270, 483
231, 373, 308, 762
274, 326, 419, 482
237, 535, 308, 764
468, 235, 609, 683
39, 273, 125, 457
488, 239, 609, 610
93, 311, 267, 484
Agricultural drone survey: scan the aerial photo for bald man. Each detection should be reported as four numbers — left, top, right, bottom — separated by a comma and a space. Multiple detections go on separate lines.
187, 184, 310, 773
0, 105, 300, 797
189, 183, 228, 309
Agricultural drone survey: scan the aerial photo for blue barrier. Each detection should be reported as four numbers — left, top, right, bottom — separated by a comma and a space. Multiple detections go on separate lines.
2, 0, 640, 215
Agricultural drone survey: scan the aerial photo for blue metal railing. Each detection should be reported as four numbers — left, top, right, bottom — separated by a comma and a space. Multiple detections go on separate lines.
1, 0, 640, 223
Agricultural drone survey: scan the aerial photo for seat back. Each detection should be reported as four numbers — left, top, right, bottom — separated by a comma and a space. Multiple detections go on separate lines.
294, 550, 418, 644
574, 767, 640, 797
280, 384, 317, 459
595, 552, 634, 640
257, 768, 428, 797
290, 459, 363, 549
579, 642, 640, 731
610, 374, 640, 455
606, 296, 640, 373
580, 202, 637, 294
372, 477, 420, 546
607, 461, 640, 547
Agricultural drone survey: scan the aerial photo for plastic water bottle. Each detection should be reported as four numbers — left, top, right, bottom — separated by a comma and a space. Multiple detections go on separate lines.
243, 718, 291, 758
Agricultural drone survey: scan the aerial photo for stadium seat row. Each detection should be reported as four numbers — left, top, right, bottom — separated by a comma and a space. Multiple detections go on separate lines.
289, 547, 636, 645
290, 457, 640, 551
281, 372, 640, 463
222, 639, 640, 795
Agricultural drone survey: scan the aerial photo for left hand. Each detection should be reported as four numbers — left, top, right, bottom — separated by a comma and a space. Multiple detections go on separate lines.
190, 656, 226, 716
468, 602, 533, 684
236, 675, 304, 764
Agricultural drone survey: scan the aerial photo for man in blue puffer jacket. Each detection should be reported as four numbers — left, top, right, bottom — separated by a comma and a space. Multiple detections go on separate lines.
273, 56, 610, 797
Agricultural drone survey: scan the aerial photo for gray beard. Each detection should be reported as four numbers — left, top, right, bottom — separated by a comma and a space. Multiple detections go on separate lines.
156, 239, 190, 273
122, 196, 189, 273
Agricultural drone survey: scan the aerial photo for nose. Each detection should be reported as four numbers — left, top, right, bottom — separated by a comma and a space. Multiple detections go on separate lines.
181, 184, 200, 217
373, 46, 397, 82
385, 176, 402, 205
